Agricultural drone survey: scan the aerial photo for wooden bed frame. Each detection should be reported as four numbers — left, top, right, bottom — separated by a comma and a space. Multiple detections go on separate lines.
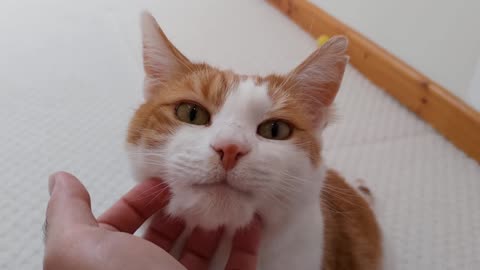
267, 0, 480, 162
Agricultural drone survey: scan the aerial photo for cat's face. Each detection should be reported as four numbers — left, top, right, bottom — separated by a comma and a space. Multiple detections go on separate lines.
127, 13, 348, 230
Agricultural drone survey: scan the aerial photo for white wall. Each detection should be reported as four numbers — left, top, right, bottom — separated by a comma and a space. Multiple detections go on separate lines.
311, 0, 480, 108
467, 57, 480, 111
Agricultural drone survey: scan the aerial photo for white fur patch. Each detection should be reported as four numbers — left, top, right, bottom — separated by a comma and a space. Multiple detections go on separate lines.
208, 79, 272, 152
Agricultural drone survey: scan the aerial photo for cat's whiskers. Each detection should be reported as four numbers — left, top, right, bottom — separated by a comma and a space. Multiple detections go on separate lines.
258, 186, 295, 209
168, 159, 210, 174
280, 171, 369, 213
131, 182, 169, 202
144, 185, 172, 206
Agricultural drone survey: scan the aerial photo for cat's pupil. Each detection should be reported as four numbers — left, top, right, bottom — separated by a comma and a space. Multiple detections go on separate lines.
271, 122, 279, 137
189, 106, 197, 122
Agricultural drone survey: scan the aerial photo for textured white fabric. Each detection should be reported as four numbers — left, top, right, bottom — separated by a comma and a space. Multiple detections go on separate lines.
0, 0, 479, 269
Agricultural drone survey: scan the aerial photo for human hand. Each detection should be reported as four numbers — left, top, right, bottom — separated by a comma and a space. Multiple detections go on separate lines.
43, 172, 262, 270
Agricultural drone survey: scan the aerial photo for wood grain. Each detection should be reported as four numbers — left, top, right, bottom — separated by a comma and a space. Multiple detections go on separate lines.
267, 0, 480, 162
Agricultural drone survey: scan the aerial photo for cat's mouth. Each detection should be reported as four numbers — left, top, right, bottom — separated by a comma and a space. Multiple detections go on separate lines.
192, 180, 252, 197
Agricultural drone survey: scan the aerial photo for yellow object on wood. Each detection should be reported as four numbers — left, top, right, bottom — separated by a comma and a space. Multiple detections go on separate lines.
317, 35, 330, 47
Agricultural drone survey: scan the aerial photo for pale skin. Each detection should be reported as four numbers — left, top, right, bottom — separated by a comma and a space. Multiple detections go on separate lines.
43, 172, 262, 270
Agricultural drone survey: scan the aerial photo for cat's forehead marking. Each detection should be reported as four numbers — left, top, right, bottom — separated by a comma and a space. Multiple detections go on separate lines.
215, 78, 272, 124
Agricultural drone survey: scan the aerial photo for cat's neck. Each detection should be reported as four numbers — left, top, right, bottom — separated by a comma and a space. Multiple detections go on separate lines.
257, 169, 326, 270
258, 163, 327, 227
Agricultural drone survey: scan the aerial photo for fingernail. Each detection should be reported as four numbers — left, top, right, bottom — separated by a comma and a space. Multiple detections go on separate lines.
48, 174, 57, 195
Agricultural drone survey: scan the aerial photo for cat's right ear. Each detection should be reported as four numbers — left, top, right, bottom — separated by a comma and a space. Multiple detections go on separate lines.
141, 12, 192, 99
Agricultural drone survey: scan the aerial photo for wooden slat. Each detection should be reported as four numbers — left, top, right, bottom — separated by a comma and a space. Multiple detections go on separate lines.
267, 0, 480, 162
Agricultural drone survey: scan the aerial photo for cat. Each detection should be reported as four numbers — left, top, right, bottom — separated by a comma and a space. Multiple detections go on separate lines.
127, 12, 382, 270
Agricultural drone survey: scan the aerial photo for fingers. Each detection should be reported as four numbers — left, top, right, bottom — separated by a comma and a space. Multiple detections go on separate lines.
144, 212, 185, 251
45, 172, 97, 239
97, 178, 170, 233
225, 216, 262, 270
177, 216, 262, 270
180, 227, 223, 270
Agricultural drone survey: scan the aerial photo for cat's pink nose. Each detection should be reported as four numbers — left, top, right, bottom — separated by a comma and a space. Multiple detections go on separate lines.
212, 143, 249, 171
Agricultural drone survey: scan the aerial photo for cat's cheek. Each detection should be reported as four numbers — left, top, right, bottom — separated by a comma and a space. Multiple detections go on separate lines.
126, 143, 169, 182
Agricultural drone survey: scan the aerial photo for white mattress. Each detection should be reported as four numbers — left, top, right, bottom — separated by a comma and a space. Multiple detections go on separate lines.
0, 0, 479, 269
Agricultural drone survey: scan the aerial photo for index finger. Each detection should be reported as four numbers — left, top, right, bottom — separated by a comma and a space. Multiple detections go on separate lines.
225, 215, 262, 270
97, 178, 170, 233
179, 227, 223, 270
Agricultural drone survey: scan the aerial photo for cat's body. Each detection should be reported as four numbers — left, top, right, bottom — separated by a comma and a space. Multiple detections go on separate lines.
321, 170, 382, 269
127, 12, 382, 270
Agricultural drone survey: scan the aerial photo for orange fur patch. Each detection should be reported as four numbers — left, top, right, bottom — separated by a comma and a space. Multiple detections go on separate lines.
321, 170, 383, 270
128, 64, 238, 146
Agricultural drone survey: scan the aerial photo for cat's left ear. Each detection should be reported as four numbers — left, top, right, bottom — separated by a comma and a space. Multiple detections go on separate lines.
288, 36, 348, 123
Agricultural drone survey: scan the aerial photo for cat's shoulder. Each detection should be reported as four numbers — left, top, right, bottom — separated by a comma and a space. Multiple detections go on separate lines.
320, 169, 383, 270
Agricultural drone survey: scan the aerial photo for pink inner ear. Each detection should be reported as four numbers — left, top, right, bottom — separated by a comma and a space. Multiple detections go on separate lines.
305, 100, 330, 127
290, 61, 346, 126
142, 29, 178, 83
143, 71, 169, 100
288, 37, 348, 126
143, 77, 154, 100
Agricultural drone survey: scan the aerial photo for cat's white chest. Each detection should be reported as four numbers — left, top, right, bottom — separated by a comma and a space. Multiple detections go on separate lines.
209, 202, 324, 270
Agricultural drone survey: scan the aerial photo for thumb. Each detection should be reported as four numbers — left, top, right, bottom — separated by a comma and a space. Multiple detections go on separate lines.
45, 172, 97, 238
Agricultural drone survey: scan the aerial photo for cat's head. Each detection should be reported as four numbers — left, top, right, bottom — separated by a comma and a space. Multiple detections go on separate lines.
127, 13, 348, 230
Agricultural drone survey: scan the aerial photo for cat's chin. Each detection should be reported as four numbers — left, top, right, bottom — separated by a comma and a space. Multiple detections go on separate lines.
166, 185, 256, 230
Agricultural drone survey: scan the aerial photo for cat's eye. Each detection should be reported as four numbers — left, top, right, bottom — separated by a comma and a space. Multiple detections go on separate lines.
175, 102, 210, 125
257, 120, 292, 140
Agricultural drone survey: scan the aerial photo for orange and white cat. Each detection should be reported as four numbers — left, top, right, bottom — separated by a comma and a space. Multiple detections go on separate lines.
127, 12, 382, 270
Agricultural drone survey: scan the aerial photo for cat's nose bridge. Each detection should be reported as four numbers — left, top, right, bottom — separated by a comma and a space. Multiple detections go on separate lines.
210, 123, 252, 170
212, 122, 251, 146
